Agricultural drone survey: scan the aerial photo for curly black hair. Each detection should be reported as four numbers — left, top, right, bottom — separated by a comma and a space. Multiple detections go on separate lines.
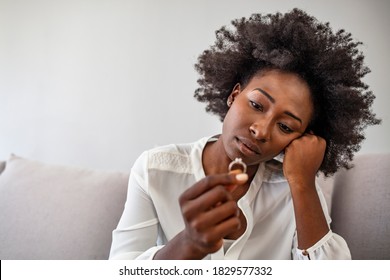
194, 8, 381, 176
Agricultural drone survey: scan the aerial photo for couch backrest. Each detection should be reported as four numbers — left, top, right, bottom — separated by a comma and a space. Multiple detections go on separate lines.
331, 153, 390, 259
0, 155, 129, 260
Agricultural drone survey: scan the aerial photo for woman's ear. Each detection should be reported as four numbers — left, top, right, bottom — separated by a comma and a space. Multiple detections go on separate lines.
227, 83, 241, 106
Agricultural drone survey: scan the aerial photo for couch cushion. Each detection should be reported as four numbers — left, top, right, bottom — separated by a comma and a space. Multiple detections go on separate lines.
331, 153, 390, 259
0, 155, 129, 260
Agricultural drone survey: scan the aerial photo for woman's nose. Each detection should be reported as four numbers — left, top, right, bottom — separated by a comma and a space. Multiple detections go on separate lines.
249, 119, 272, 143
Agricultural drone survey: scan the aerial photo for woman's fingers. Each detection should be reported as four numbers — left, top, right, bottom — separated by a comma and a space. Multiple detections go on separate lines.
178, 173, 248, 254
180, 172, 247, 220
188, 200, 240, 232
185, 202, 241, 252
181, 185, 232, 220
283, 133, 327, 186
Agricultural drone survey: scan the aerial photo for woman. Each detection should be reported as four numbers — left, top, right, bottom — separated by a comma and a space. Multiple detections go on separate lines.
109, 9, 380, 260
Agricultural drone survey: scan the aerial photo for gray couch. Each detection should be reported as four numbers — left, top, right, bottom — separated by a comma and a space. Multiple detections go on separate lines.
330, 154, 390, 259
0, 153, 389, 260
0, 155, 129, 259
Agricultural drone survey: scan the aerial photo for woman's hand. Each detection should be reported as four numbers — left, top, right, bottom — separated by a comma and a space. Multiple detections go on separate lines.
283, 132, 326, 188
177, 173, 248, 259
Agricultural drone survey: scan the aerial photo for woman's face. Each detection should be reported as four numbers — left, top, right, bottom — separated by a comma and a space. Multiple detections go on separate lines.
222, 69, 314, 166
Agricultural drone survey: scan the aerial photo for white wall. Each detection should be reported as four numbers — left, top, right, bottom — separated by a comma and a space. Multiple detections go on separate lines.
1, 0, 389, 172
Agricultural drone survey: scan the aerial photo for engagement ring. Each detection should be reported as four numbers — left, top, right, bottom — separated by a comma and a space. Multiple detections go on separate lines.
228, 158, 247, 173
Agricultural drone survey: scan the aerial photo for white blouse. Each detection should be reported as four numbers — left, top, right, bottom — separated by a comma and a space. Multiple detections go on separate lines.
109, 136, 351, 260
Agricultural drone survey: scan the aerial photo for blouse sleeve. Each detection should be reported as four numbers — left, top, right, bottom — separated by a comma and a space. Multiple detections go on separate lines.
109, 151, 164, 260
292, 230, 351, 260
291, 184, 351, 260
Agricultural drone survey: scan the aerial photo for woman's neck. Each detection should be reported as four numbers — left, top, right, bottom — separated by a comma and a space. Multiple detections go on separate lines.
202, 137, 230, 176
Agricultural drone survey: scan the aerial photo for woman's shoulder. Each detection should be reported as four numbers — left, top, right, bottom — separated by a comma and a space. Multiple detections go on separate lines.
147, 137, 208, 157
134, 137, 209, 173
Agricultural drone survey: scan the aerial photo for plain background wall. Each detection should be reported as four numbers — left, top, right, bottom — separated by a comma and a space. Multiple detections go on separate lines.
1, 0, 389, 172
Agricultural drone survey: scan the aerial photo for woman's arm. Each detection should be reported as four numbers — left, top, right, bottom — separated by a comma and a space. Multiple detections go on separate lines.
110, 150, 248, 260
109, 152, 161, 260
283, 134, 329, 250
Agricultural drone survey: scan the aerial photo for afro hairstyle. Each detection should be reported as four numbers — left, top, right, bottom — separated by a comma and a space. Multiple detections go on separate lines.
194, 8, 381, 176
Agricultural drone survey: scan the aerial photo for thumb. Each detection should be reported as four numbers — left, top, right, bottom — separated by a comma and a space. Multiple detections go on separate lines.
225, 170, 248, 192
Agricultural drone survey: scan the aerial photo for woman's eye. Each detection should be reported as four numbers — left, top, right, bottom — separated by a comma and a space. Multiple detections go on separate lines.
279, 123, 294, 134
250, 101, 263, 111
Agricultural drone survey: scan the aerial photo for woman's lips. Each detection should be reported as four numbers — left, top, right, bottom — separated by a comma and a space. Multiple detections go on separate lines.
236, 137, 261, 156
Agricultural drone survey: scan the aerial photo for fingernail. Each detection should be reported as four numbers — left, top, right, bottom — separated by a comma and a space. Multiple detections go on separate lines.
229, 169, 242, 175
235, 173, 248, 182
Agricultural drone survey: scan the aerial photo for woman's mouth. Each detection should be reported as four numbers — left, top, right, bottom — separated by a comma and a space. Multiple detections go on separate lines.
236, 137, 261, 156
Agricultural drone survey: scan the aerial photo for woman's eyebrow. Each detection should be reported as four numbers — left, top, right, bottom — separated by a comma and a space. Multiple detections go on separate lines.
254, 88, 275, 103
284, 111, 302, 124
254, 87, 302, 124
